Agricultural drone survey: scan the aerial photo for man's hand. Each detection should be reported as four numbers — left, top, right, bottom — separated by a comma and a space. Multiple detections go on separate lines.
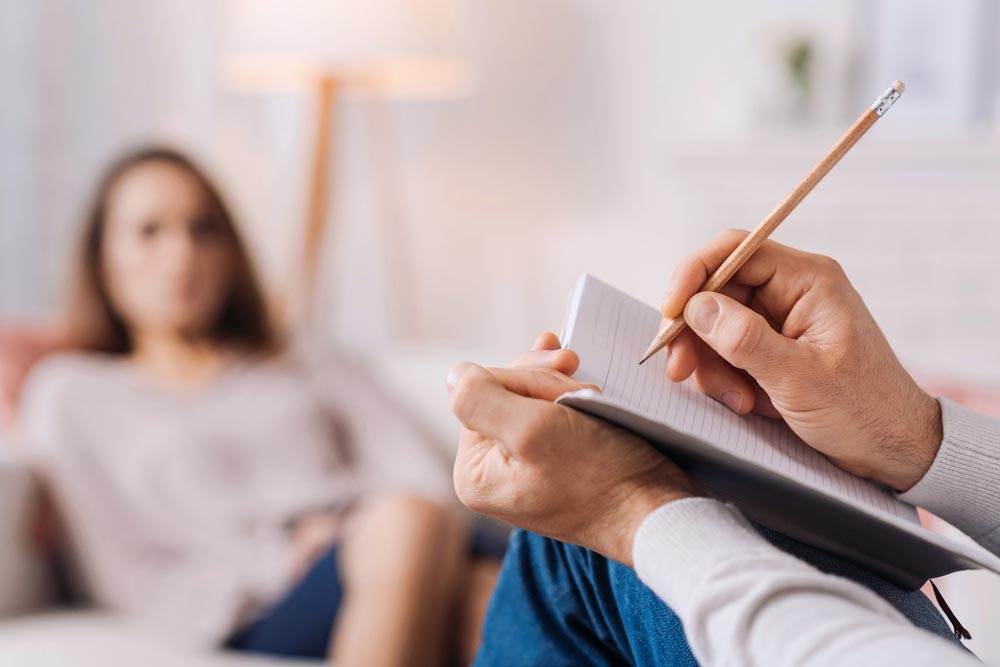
660, 229, 941, 491
449, 333, 702, 566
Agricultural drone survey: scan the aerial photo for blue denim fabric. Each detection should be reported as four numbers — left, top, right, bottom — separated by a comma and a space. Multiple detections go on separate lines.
228, 545, 344, 658
475, 527, 964, 667
228, 522, 508, 659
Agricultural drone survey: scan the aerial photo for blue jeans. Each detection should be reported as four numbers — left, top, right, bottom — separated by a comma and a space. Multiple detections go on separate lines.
475, 528, 964, 666
228, 545, 345, 658
227, 523, 509, 659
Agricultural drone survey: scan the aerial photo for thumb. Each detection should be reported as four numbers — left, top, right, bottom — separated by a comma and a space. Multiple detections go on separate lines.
684, 292, 802, 383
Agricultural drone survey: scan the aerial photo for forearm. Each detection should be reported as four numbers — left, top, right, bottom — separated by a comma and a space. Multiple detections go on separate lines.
899, 398, 1000, 554
633, 498, 975, 667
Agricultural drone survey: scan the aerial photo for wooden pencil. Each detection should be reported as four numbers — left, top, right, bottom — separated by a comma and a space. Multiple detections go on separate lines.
638, 80, 906, 365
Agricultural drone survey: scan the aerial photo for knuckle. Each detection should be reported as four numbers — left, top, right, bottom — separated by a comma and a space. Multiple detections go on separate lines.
806, 255, 851, 295
814, 254, 845, 278
540, 366, 572, 389
676, 255, 703, 278
509, 352, 532, 367
719, 227, 749, 242
541, 366, 565, 381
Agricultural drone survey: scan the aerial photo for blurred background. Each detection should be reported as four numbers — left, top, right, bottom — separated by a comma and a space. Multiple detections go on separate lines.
2, 0, 1000, 663
3, 0, 1000, 378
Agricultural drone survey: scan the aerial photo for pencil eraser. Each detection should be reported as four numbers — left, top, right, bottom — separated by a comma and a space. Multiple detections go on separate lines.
891, 80, 906, 94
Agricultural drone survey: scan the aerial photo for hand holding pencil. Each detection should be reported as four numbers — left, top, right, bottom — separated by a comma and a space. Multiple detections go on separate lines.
639, 81, 906, 365
633, 80, 950, 491
651, 227, 943, 493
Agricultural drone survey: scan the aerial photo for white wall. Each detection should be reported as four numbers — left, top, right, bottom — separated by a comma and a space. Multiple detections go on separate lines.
383, 0, 1000, 385
4, 0, 998, 383
0, 0, 301, 320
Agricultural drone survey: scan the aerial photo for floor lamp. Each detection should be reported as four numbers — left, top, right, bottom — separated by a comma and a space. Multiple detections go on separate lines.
220, 0, 471, 337
296, 61, 470, 332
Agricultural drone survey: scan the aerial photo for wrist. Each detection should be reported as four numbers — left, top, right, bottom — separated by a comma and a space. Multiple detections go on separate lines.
879, 390, 943, 492
609, 474, 704, 567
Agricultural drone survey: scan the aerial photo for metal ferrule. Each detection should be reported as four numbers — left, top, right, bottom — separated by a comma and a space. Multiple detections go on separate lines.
871, 84, 902, 116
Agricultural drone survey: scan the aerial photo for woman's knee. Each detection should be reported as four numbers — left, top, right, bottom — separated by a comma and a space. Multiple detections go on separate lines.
358, 494, 461, 540
340, 494, 465, 586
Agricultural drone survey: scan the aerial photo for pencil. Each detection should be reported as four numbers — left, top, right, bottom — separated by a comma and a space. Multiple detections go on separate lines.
638, 80, 906, 365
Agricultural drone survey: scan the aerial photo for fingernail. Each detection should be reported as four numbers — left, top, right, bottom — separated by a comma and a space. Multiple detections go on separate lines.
686, 294, 719, 334
446, 362, 473, 393
721, 390, 742, 413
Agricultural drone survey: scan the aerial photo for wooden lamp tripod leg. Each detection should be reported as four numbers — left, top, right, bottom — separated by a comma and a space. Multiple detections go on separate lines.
299, 74, 339, 322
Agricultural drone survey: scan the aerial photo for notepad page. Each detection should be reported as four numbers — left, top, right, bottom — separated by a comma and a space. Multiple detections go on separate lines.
561, 274, 919, 523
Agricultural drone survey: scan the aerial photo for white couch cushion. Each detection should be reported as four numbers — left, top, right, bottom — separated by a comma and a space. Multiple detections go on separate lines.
0, 610, 321, 666
0, 456, 55, 619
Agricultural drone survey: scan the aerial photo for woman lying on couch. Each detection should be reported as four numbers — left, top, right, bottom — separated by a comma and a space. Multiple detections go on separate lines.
10, 147, 499, 666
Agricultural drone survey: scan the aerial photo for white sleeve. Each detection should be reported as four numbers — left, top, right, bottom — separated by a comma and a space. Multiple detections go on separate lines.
632, 498, 977, 667
898, 398, 1000, 554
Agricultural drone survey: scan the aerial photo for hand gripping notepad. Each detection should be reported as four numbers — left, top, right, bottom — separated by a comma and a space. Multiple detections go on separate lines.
556, 274, 1000, 590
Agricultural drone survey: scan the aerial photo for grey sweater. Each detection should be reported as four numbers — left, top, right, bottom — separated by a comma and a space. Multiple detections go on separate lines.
19, 343, 451, 647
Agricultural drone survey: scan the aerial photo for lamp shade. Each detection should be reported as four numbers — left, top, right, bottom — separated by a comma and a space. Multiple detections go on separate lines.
220, 0, 470, 96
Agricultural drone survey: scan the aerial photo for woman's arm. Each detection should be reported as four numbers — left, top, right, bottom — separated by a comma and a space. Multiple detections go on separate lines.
633, 498, 978, 667
295, 335, 453, 502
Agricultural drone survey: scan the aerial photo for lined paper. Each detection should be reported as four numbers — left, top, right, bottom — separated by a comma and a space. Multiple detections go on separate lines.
562, 274, 917, 522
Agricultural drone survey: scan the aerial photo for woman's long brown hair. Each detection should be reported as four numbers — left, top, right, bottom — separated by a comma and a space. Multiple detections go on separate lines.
66, 147, 279, 355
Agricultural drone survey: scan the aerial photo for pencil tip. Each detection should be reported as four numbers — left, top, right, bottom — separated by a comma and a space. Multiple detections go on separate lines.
637, 358, 646, 366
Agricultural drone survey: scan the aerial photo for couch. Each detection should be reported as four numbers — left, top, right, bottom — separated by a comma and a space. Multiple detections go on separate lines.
0, 338, 494, 666
0, 454, 312, 665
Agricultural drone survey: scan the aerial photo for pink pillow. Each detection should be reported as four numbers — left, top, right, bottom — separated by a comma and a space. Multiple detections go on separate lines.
0, 325, 65, 430
919, 378, 1000, 418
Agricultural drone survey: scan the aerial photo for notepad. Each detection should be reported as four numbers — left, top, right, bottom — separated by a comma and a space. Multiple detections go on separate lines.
557, 274, 1000, 589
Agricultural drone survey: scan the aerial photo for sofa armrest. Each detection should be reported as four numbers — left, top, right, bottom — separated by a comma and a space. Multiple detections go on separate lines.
0, 453, 55, 620
365, 344, 510, 458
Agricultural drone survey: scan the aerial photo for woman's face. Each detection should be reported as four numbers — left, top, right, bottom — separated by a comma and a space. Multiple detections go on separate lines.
101, 161, 235, 341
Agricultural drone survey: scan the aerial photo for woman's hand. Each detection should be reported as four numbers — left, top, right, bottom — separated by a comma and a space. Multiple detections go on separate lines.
448, 333, 702, 567
660, 229, 941, 491
289, 511, 343, 580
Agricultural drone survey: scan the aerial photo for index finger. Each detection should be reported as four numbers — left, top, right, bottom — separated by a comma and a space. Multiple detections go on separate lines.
661, 229, 748, 318
660, 229, 812, 319
449, 364, 543, 439
449, 364, 595, 439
